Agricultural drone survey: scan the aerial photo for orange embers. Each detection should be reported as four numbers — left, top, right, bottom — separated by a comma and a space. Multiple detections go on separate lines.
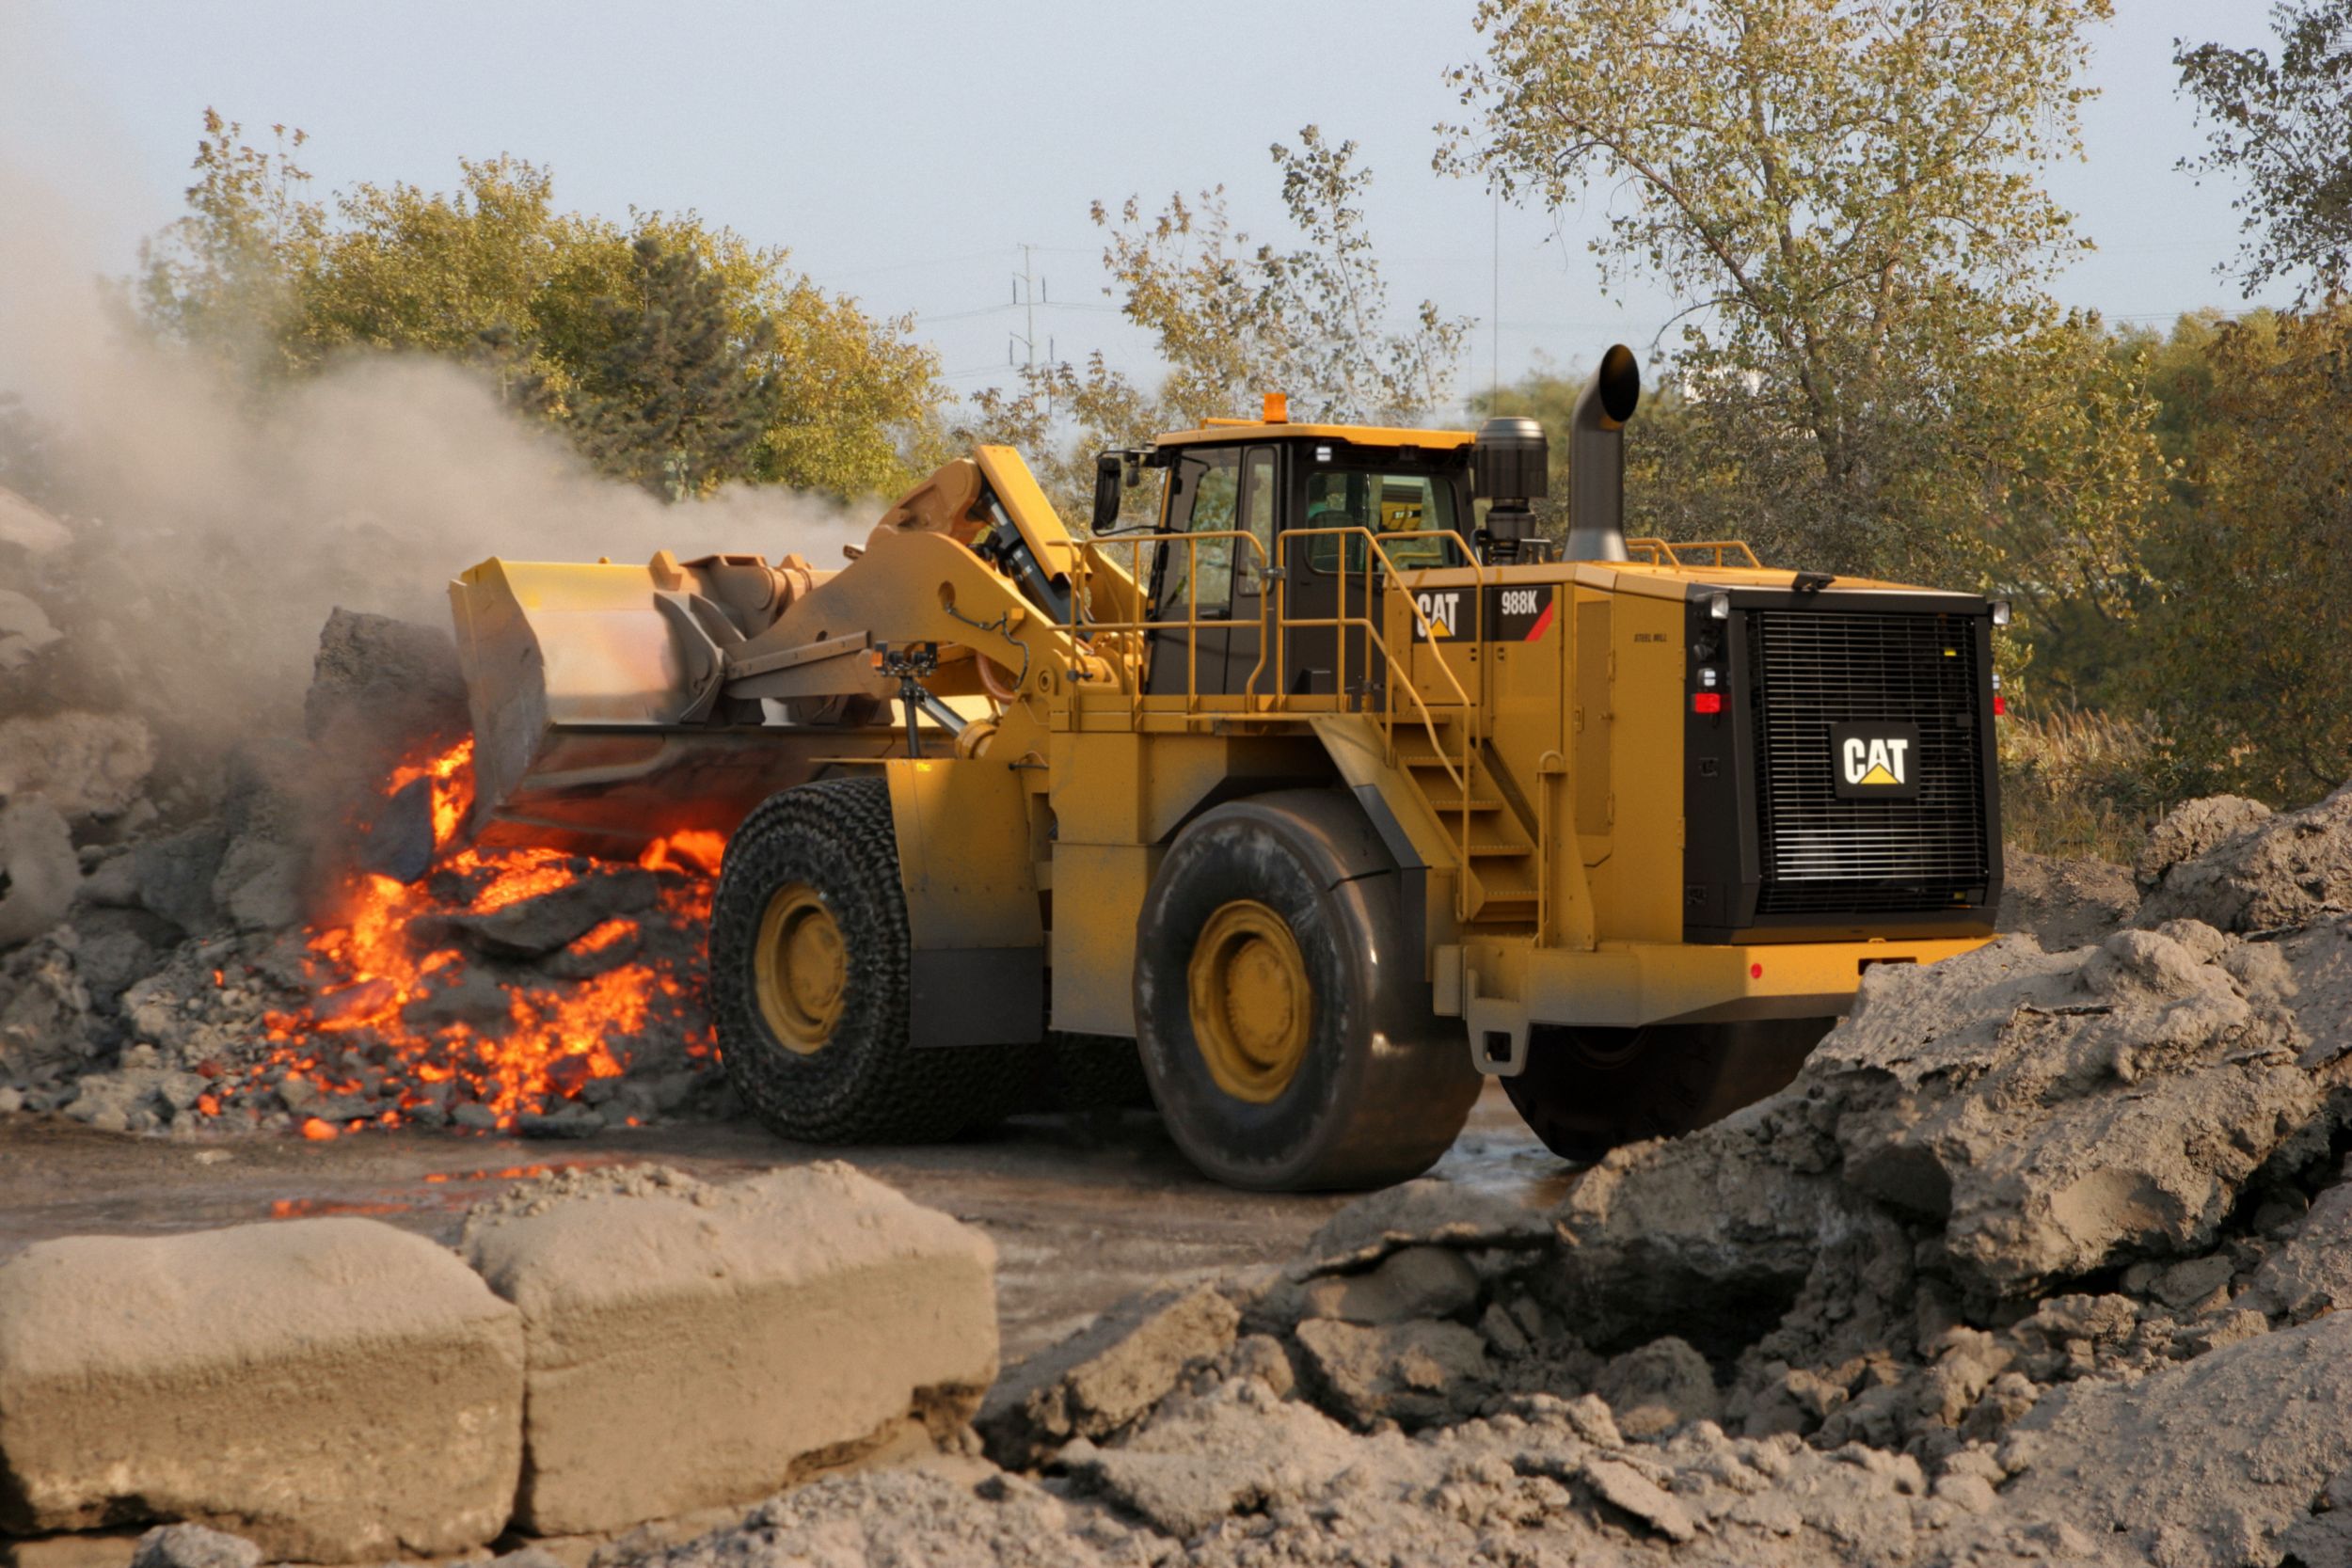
207, 736, 718, 1136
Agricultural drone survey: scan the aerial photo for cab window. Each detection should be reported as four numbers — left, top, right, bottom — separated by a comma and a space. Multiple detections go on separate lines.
1302, 468, 1462, 573
1158, 448, 1241, 616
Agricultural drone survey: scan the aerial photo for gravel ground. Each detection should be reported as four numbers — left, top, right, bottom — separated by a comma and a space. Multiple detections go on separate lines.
0, 1084, 1561, 1363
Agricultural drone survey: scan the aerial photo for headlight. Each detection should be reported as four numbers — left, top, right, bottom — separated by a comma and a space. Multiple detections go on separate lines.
1990, 599, 2011, 626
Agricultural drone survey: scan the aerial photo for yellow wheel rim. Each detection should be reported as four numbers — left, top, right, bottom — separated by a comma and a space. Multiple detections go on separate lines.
754, 883, 846, 1055
1187, 899, 1312, 1103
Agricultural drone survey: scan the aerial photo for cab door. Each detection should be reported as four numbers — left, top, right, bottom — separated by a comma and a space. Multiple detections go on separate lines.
1280, 466, 1380, 698
1221, 445, 1281, 698
1145, 446, 1241, 698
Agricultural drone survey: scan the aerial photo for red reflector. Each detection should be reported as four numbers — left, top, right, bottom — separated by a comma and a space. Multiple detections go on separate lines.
1749, 962, 1764, 979
1692, 692, 1724, 714
1993, 694, 2008, 716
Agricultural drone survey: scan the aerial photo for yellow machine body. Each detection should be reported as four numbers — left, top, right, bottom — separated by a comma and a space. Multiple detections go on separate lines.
450, 417, 1998, 1058
452, 348, 2003, 1198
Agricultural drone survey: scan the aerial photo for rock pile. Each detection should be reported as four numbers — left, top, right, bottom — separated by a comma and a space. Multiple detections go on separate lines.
0, 609, 729, 1138
582, 783, 2352, 1567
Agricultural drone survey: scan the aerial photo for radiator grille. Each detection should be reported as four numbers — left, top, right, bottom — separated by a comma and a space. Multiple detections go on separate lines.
1748, 610, 1992, 916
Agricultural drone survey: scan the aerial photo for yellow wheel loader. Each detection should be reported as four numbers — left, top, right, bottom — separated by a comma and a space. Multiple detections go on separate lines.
449, 346, 2004, 1191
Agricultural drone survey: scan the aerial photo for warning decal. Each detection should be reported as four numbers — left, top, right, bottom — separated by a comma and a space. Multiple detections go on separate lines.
1409, 583, 1557, 642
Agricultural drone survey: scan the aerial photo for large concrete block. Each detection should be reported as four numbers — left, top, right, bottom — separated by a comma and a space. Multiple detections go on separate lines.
0, 1218, 524, 1562
461, 1162, 998, 1536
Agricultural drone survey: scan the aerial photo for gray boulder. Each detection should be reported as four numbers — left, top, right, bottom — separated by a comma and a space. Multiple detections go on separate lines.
0, 712, 152, 825
1299, 1244, 1481, 1325
1996, 847, 2137, 951
304, 609, 469, 766
431, 867, 656, 959
1994, 1311, 2352, 1567
2135, 793, 2274, 888
2245, 1176, 2352, 1323
979, 1282, 1239, 1466
1593, 1336, 1721, 1440
0, 934, 97, 1080
0, 590, 60, 673
1295, 1177, 1551, 1273
128, 825, 229, 938
1554, 921, 2334, 1338
2136, 782, 2352, 934
1293, 1317, 1492, 1429
0, 799, 78, 947
130, 1523, 262, 1568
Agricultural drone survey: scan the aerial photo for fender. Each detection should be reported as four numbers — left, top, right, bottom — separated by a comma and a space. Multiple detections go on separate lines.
883, 756, 1044, 1049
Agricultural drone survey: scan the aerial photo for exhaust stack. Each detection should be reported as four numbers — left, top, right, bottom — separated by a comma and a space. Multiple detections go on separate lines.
1564, 344, 1641, 562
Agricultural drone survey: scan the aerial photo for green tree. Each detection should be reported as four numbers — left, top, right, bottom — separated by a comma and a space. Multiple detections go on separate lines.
1442, 0, 2151, 605
133, 110, 324, 386
2126, 308, 2352, 800
133, 113, 946, 502
2177, 1, 2352, 304
969, 126, 1472, 524
568, 235, 782, 499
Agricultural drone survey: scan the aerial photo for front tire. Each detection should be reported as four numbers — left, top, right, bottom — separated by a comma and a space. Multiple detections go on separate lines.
1502, 1018, 1831, 1164
1134, 792, 1480, 1192
709, 777, 1011, 1144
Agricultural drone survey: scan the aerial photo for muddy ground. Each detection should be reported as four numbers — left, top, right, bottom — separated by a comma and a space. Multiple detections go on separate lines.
0, 1083, 1560, 1363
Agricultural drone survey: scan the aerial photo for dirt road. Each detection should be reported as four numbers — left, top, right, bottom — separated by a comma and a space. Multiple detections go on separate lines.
0, 1084, 1565, 1360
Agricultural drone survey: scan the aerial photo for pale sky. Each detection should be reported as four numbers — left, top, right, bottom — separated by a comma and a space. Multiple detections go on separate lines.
0, 0, 2296, 415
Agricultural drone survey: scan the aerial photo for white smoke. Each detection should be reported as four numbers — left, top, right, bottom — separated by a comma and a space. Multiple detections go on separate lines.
0, 27, 872, 752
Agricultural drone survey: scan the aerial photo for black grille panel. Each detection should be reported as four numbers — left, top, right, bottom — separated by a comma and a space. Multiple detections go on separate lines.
1748, 610, 1993, 916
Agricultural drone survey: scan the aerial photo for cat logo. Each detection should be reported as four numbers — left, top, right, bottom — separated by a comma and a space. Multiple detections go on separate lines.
1413, 590, 1463, 640
1830, 721, 1922, 800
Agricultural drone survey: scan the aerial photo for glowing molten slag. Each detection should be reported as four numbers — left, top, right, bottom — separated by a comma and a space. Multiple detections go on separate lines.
216, 737, 718, 1134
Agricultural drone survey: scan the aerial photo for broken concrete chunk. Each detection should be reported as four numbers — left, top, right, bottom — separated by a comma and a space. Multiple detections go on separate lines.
1580, 1456, 1698, 1543
0, 1217, 522, 1561
980, 1280, 1239, 1466
461, 1161, 996, 1536
1295, 1177, 1551, 1273
0, 934, 97, 1080
1300, 1243, 1480, 1325
1294, 1317, 1493, 1430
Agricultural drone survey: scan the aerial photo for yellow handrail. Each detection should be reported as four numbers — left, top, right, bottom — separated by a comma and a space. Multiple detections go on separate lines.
1073, 524, 1492, 917
1624, 537, 1762, 569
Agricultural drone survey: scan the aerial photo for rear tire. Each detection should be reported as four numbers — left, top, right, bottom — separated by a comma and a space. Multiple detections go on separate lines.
1134, 792, 1480, 1191
1502, 1018, 1831, 1164
709, 776, 1012, 1144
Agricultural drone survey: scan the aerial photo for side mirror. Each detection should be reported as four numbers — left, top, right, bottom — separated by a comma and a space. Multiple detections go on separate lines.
1092, 452, 1125, 535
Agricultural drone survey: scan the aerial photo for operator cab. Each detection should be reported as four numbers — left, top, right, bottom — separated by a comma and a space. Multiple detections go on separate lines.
1110, 413, 1477, 700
